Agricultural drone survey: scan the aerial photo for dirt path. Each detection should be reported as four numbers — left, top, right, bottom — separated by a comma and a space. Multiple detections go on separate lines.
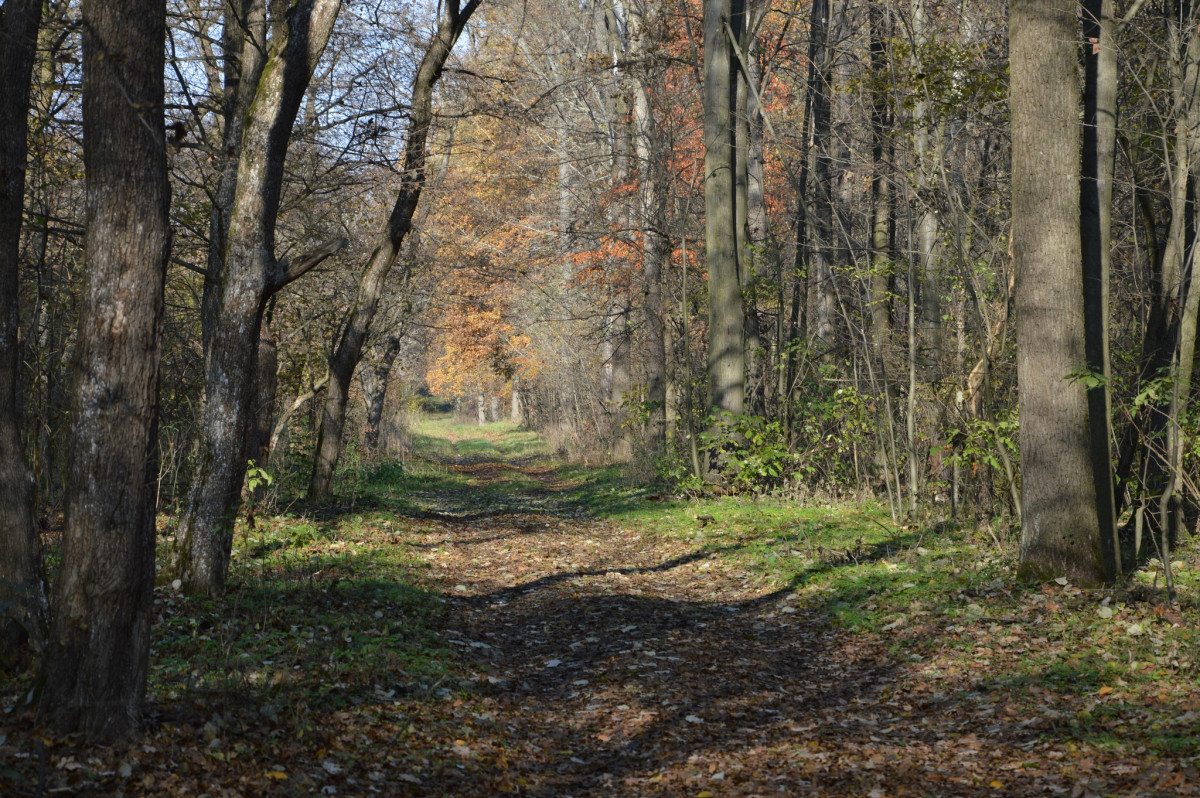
396, 460, 1159, 797
4, 448, 1189, 796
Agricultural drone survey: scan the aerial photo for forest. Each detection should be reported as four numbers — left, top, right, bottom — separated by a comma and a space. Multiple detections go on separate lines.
2, 0, 1200, 794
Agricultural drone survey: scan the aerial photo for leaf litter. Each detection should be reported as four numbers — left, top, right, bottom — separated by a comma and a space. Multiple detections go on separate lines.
3, 438, 1200, 796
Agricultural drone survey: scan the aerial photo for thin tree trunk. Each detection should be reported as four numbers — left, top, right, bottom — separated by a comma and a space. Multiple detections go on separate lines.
630, 5, 668, 453
362, 333, 402, 450
308, 0, 479, 498
200, 0, 267, 352
1011, 0, 1105, 584
38, 0, 170, 740
244, 315, 278, 501
810, 0, 835, 348
0, 0, 47, 668
868, 1, 892, 369
1080, 0, 1119, 580
1158, 5, 1200, 594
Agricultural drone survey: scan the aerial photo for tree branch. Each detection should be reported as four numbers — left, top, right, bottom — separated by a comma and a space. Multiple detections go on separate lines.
269, 237, 349, 293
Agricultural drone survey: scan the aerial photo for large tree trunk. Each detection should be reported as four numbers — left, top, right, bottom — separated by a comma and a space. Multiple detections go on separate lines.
1080, 0, 1119, 580
38, 0, 170, 741
0, 0, 46, 669
704, 0, 745, 417
170, 0, 343, 595
309, 0, 479, 498
1011, 0, 1105, 584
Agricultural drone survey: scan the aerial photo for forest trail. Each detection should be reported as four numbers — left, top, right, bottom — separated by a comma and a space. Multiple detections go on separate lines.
405, 451, 895, 796
384, 426, 1188, 797
3, 418, 1197, 797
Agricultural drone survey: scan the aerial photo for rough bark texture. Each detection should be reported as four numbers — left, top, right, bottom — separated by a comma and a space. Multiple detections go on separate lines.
704, 0, 744, 417
0, 0, 46, 671
170, 0, 342, 595
201, 0, 267, 352
38, 0, 170, 741
308, 0, 479, 498
1011, 0, 1104, 584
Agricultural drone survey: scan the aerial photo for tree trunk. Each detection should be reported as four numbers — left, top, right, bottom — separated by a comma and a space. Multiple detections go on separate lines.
170, 0, 343, 595
38, 0, 170, 740
0, 0, 46, 669
308, 0, 479, 498
200, 0, 267, 352
362, 333, 402, 450
1156, 5, 1200, 585
810, 0, 836, 349
511, 373, 522, 424
1010, 0, 1105, 584
1080, 0, 1119, 580
868, 0, 892, 368
704, 0, 744, 417
630, 3, 668, 453
244, 315, 278, 502
912, 0, 941, 376
737, 11, 765, 415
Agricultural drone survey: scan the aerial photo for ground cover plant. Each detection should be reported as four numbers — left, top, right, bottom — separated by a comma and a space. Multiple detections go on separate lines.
3, 415, 1199, 796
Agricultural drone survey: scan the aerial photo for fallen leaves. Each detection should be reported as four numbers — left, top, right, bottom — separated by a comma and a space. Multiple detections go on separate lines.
5, 431, 1200, 798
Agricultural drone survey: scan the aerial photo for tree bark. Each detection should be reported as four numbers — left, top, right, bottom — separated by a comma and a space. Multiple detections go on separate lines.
704, 0, 745, 417
244, 315, 278, 495
1080, 0, 1119, 580
630, 2, 668, 453
0, 0, 47, 669
868, 0, 892, 367
912, 0, 941, 376
308, 0, 479, 498
170, 0, 342, 594
38, 0, 170, 740
809, 0, 836, 349
201, 0, 267, 353
362, 332, 402, 450
1011, 0, 1105, 584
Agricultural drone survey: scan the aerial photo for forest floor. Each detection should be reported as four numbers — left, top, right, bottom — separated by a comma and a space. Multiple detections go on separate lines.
4, 415, 1200, 797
